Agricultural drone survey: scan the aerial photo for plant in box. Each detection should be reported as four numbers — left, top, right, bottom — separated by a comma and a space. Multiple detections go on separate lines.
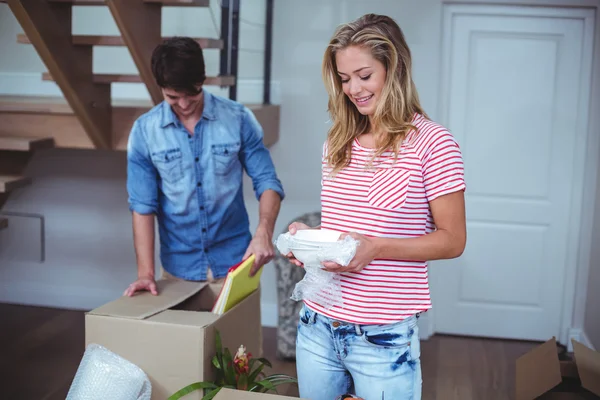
168, 330, 297, 400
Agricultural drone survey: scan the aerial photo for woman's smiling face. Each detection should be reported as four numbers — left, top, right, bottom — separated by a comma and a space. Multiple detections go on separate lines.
335, 45, 387, 117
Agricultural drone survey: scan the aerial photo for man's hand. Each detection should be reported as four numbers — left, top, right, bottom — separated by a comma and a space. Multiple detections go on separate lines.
321, 231, 378, 273
243, 230, 275, 276
123, 275, 158, 297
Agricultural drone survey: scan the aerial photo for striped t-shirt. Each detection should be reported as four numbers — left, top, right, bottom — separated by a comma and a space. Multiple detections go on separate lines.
304, 113, 466, 324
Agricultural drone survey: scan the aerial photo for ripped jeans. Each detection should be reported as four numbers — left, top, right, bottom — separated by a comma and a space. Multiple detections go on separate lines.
295, 304, 422, 400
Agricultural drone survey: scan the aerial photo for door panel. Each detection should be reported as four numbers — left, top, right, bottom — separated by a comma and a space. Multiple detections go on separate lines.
433, 5, 594, 341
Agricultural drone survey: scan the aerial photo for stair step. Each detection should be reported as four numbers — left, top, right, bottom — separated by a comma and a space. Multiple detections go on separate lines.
0, 96, 280, 150
0, 135, 55, 151
42, 72, 235, 86
0, 217, 7, 231
17, 34, 223, 49
47, 0, 209, 6
0, 175, 31, 193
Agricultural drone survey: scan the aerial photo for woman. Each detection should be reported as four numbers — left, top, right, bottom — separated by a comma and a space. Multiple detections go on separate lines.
287, 14, 467, 400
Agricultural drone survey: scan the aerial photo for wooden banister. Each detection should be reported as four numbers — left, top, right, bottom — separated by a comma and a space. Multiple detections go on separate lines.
6, 0, 112, 149
42, 72, 235, 86
104, 0, 163, 104
17, 34, 223, 49
47, 0, 210, 7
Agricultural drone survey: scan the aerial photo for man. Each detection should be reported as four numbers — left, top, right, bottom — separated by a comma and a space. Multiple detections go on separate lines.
124, 37, 284, 296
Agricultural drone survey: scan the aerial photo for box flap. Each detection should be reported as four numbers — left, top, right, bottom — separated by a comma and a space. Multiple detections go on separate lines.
572, 339, 600, 396
89, 279, 208, 320
516, 337, 562, 400
148, 309, 219, 327
213, 387, 306, 399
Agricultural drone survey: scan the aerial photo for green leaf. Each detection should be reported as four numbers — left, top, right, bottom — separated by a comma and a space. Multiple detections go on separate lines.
248, 363, 264, 384
265, 377, 299, 386
255, 379, 277, 392
237, 373, 248, 390
167, 382, 218, 400
262, 374, 298, 382
212, 355, 221, 370
222, 348, 236, 385
256, 357, 272, 368
202, 387, 222, 400
212, 355, 225, 385
248, 358, 258, 371
213, 331, 225, 384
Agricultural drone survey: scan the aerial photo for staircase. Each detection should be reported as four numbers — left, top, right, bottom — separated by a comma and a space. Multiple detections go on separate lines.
0, 0, 279, 224
0, 135, 54, 211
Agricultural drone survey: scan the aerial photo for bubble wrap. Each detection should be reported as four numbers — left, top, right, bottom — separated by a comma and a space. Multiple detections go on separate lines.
66, 343, 152, 400
275, 232, 359, 309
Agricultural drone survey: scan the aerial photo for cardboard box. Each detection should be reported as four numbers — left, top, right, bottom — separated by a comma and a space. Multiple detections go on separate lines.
213, 388, 306, 399
85, 279, 262, 400
516, 337, 600, 399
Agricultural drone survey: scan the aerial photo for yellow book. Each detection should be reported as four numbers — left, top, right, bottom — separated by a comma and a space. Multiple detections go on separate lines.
211, 254, 262, 315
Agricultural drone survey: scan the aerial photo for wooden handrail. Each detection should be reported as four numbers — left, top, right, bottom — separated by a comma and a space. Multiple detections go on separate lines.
17, 34, 224, 49
42, 72, 235, 86
47, 0, 210, 6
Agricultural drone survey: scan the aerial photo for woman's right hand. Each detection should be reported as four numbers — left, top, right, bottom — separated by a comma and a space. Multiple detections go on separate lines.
285, 221, 312, 267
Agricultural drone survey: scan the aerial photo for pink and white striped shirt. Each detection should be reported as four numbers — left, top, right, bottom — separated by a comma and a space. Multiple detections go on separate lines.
305, 113, 466, 324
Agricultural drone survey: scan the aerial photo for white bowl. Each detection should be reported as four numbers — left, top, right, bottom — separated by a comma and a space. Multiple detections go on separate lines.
289, 229, 342, 265
292, 229, 342, 243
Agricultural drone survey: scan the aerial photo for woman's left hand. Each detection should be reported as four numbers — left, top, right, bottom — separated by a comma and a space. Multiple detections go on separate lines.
321, 231, 379, 273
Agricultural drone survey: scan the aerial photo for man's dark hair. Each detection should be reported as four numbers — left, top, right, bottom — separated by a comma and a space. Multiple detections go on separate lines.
151, 37, 206, 95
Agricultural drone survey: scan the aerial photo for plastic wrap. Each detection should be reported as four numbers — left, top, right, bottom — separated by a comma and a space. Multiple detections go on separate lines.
66, 343, 152, 400
275, 231, 359, 309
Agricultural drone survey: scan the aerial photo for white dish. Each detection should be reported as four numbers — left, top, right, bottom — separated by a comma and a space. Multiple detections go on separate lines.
288, 229, 343, 265
292, 229, 342, 243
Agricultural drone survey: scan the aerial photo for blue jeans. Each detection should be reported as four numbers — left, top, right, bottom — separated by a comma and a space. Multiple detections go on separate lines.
295, 304, 422, 400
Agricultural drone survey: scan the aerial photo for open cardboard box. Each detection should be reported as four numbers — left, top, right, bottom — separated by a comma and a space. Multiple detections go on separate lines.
213, 388, 306, 399
516, 337, 600, 399
84, 279, 262, 400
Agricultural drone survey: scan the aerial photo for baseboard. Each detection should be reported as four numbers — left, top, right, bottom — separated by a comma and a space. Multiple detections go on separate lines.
567, 327, 596, 352
0, 280, 280, 327
0, 72, 281, 105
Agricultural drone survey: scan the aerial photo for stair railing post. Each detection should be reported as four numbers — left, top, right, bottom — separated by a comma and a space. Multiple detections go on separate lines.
219, 0, 239, 101
263, 0, 273, 105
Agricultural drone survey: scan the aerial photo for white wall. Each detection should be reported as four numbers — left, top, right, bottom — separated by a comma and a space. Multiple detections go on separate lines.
584, 169, 600, 349
0, 0, 597, 336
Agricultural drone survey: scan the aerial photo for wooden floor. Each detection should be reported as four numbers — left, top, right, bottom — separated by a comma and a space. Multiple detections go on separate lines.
0, 303, 542, 400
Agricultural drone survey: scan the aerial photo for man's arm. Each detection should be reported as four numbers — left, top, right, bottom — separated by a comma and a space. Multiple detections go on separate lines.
256, 189, 281, 239
242, 189, 281, 275
132, 212, 156, 280
238, 107, 285, 275
124, 121, 160, 296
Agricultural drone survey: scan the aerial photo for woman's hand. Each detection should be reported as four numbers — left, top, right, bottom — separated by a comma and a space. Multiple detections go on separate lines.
321, 231, 379, 273
284, 221, 312, 267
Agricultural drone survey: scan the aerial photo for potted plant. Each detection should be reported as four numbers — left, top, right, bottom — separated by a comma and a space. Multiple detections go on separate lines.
168, 330, 298, 400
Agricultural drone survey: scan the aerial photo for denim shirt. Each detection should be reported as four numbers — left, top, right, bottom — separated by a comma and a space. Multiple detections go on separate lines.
126, 91, 285, 280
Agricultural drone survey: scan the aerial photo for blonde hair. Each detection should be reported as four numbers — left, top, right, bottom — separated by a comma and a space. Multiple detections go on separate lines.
322, 14, 428, 172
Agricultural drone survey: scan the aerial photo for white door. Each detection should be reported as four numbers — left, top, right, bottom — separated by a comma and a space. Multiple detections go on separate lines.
432, 5, 595, 341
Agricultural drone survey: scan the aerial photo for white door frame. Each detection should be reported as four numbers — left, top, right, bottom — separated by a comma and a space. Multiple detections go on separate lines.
427, 0, 600, 349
